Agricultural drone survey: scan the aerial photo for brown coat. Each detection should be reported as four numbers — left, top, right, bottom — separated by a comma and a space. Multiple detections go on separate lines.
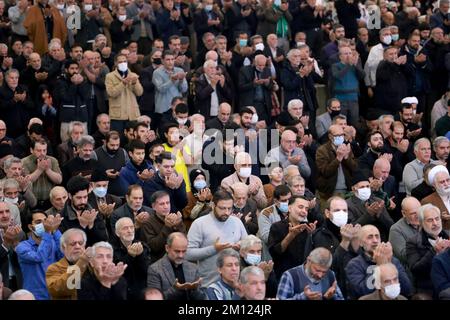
359, 290, 407, 300
421, 192, 450, 230
316, 141, 357, 198
140, 213, 187, 262
23, 5, 67, 55
46, 257, 89, 300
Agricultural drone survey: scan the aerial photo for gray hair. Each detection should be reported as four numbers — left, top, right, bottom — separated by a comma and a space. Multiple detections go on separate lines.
190, 113, 205, 124
3, 178, 19, 190
378, 114, 394, 126
332, 114, 347, 124
48, 41, 61, 51
60, 228, 87, 252
76, 135, 95, 148
96, 113, 109, 125
92, 241, 113, 255
216, 248, 240, 268
166, 232, 187, 246
417, 203, 440, 224
287, 99, 303, 110
287, 175, 304, 187
69, 121, 85, 135
3, 157, 21, 171
240, 235, 262, 252
5, 68, 19, 78
286, 48, 301, 60
240, 266, 265, 284
414, 138, 431, 152
115, 217, 133, 233
380, 27, 392, 36
433, 136, 449, 151
203, 59, 217, 69
49, 186, 68, 201
373, 263, 398, 290
8, 289, 35, 300
283, 165, 300, 179
308, 247, 332, 268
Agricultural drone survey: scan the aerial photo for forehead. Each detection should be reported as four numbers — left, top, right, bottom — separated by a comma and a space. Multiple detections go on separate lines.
156, 195, 170, 203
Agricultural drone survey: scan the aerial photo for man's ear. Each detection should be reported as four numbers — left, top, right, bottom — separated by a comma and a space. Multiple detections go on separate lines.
28, 223, 34, 233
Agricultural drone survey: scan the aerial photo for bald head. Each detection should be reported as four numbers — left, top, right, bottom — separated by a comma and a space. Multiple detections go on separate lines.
373, 158, 391, 182
254, 54, 267, 71
281, 130, 297, 153
328, 124, 344, 138
401, 196, 420, 227
205, 50, 218, 61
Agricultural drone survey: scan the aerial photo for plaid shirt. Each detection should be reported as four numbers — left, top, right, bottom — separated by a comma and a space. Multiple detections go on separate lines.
276, 264, 344, 300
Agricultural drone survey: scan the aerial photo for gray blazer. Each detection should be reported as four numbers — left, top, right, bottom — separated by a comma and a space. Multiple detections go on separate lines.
126, 2, 156, 41
147, 254, 206, 300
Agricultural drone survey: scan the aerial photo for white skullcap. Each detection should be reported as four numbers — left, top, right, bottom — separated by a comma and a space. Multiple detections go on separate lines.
428, 165, 449, 186
401, 97, 419, 105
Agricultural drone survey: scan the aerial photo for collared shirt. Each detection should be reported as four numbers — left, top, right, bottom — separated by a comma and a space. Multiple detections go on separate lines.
15, 232, 64, 300
22, 154, 62, 201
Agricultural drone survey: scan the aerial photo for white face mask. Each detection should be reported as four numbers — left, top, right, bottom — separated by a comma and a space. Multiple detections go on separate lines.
244, 253, 261, 265
84, 4, 93, 11
297, 41, 305, 47
57, 4, 65, 10
251, 113, 258, 124
117, 62, 128, 72
4, 197, 18, 204
177, 118, 187, 125
382, 35, 392, 45
356, 187, 371, 202
118, 15, 127, 22
383, 283, 401, 299
331, 210, 348, 227
239, 167, 252, 178
255, 43, 265, 51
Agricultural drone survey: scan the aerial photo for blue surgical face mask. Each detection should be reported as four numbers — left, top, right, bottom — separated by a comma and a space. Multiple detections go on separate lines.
93, 187, 107, 198
278, 201, 289, 213
391, 34, 399, 42
333, 135, 345, 146
239, 39, 248, 47
33, 223, 46, 238
244, 253, 261, 266
194, 180, 207, 190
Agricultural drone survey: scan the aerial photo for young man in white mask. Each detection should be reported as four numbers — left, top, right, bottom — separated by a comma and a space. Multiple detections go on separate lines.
347, 171, 394, 241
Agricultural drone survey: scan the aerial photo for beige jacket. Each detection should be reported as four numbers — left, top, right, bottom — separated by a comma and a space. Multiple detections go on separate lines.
105, 69, 143, 120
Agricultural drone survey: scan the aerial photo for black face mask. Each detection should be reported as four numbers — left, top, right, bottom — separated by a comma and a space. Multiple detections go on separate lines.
106, 146, 118, 155
152, 58, 162, 65
329, 110, 340, 119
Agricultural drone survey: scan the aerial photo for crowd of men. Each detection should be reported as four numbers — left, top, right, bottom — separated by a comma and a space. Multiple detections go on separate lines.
0, 0, 450, 301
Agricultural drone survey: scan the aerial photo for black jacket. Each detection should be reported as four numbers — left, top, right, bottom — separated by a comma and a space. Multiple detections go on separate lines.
268, 219, 312, 280
138, 65, 156, 113
53, 76, 90, 123
374, 60, 409, 113
60, 202, 109, 246
77, 268, 127, 300
194, 73, 232, 120
0, 84, 35, 138
141, 173, 188, 212
406, 229, 449, 293
112, 238, 152, 300
238, 65, 272, 118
